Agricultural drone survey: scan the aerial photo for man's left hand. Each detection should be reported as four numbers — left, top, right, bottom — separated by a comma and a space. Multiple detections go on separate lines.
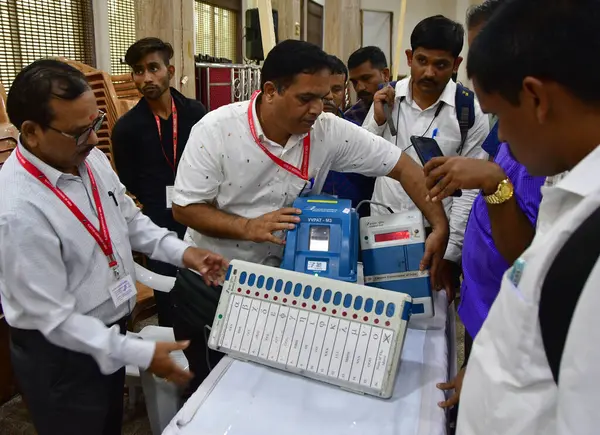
182, 247, 229, 286
421, 227, 449, 289
424, 157, 506, 202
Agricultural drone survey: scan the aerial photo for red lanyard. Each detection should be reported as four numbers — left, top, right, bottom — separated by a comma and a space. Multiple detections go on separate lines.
154, 98, 178, 173
15, 148, 119, 275
247, 90, 310, 181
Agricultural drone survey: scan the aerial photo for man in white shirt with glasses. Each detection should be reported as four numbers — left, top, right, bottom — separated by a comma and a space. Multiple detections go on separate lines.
0, 60, 228, 435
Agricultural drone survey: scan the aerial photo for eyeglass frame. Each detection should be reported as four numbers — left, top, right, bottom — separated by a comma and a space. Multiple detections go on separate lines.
46, 111, 106, 147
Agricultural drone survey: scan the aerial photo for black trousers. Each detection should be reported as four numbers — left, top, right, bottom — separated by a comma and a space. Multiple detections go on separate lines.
10, 319, 128, 435
171, 269, 225, 398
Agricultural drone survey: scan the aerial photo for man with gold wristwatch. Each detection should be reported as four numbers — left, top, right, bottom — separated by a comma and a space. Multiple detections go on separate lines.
421, 142, 547, 409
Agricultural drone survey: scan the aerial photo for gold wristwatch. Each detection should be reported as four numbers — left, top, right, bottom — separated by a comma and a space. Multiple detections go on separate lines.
484, 178, 514, 204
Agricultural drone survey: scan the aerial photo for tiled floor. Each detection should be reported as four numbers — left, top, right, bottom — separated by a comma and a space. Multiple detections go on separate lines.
0, 306, 466, 435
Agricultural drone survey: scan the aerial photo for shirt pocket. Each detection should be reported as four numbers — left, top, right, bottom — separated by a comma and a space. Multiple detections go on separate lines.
490, 270, 540, 384
433, 137, 463, 156
286, 176, 309, 203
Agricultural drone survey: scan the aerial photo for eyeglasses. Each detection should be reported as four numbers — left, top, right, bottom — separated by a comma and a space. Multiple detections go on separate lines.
47, 111, 106, 147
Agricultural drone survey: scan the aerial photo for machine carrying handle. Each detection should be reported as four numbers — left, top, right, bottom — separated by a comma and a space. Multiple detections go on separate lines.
356, 200, 395, 215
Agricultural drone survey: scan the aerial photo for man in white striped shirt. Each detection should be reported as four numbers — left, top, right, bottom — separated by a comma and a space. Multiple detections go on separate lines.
0, 60, 227, 435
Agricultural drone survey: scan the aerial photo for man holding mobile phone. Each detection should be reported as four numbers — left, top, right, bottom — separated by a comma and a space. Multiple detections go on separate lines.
363, 15, 490, 300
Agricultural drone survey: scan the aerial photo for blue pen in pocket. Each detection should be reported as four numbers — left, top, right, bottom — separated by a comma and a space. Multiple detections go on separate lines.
432, 128, 439, 139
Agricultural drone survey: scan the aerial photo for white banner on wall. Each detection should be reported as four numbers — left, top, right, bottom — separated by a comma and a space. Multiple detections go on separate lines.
361, 10, 392, 65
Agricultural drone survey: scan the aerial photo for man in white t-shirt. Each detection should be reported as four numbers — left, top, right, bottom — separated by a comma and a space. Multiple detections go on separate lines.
443, 1, 600, 434
170, 40, 450, 392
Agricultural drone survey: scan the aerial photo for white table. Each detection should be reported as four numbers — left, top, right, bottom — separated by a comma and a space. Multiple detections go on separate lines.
163, 291, 456, 435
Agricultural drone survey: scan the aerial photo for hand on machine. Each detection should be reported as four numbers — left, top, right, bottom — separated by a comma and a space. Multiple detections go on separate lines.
182, 247, 230, 286
244, 207, 302, 245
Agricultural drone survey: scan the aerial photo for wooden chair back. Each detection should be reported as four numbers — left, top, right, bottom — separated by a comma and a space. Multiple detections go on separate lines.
83, 71, 122, 167
0, 82, 9, 124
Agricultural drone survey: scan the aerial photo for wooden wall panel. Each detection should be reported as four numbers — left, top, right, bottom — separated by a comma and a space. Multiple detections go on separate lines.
324, 0, 361, 65
271, 0, 301, 41
134, 0, 196, 98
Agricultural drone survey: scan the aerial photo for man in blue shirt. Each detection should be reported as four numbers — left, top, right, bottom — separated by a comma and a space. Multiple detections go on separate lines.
322, 55, 376, 218
344, 47, 390, 126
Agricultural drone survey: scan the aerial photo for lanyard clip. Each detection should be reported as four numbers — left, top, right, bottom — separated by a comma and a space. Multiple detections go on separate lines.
108, 254, 120, 279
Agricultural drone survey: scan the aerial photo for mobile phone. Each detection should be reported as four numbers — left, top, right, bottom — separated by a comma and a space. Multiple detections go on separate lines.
410, 136, 462, 198
383, 103, 397, 136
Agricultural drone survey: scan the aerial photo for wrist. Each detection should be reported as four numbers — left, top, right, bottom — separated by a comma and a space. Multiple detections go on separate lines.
481, 164, 507, 195
240, 217, 254, 241
374, 114, 386, 126
181, 247, 191, 268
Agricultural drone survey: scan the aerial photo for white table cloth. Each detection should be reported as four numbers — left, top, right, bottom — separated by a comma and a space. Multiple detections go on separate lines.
163, 291, 456, 435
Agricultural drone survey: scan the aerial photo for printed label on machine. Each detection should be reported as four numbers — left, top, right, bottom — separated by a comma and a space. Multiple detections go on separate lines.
307, 261, 327, 272
364, 270, 429, 283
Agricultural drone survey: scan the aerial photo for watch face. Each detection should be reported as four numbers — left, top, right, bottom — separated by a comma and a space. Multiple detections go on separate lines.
499, 181, 513, 198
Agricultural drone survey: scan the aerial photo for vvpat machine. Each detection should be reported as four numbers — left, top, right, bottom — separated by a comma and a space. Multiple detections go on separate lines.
280, 196, 359, 283
360, 209, 434, 319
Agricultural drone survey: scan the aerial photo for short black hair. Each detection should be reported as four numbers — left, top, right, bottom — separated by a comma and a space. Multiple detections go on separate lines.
328, 55, 348, 82
467, 0, 599, 106
260, 40, 332, 92
411, 15, 464, 58
466, 0, 504, 30
125, 37, 174, 67
347, 46, 387, 71
7, 59, 90, 130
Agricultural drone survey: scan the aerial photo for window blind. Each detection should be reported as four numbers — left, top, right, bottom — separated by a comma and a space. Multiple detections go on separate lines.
0, 0, 95, 88
194, 1, 238, 62
108, 0, 136, 75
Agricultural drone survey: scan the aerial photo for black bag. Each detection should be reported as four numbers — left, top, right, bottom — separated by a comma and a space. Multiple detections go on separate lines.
539, 203, 600, 383
171, 268, 222, 330
170, 269, 225, 393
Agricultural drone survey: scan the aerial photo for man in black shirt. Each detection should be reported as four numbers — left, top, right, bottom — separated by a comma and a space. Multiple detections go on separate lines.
112, 38, 206, 327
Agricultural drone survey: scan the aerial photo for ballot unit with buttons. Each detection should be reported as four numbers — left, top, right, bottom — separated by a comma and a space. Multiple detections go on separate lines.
208, 260, 413, 398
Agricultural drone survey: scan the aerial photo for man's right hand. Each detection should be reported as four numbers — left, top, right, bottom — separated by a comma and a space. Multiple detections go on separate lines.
245, 207, 302, 244
148, 341, 194, 386
373, 85, 396, 126
437, 367, 466, 408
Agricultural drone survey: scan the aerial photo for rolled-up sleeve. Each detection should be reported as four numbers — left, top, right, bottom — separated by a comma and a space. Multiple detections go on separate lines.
172, 122, 223, 207
445, 106, 490, 263
0, 212, 156, 374
327, 116, 401, 177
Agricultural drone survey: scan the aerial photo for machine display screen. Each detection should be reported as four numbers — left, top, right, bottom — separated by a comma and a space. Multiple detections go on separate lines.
374, 230, 410, 242
309, 226, 330, 251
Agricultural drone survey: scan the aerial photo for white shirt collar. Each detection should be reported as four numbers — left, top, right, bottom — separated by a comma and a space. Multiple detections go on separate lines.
553, 144, 600, 197
16, 139, 68, 187
250, 92, 310, 147
395, 77, 457, 109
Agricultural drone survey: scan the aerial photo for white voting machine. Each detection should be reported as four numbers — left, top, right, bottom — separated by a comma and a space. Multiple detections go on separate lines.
163, 291, 456, 435
208, 260, 413, 398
